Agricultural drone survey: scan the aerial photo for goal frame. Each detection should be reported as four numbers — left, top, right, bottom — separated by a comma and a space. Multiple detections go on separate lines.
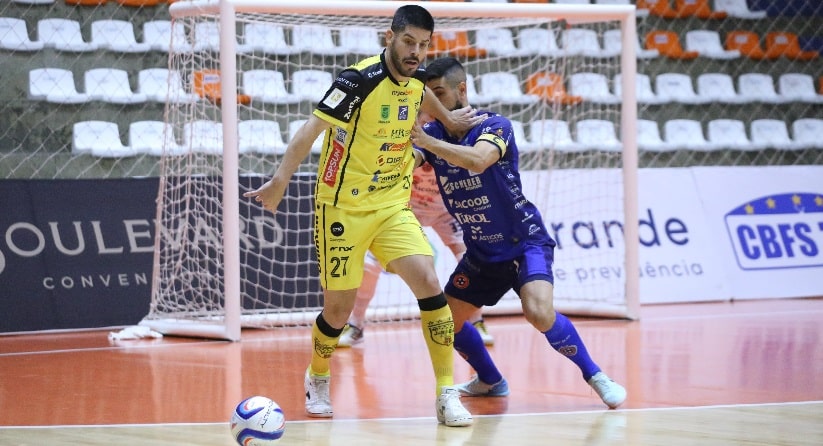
144, 0, 639, 341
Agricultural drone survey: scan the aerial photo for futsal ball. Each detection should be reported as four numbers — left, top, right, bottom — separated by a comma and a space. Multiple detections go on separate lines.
230, 396, 286, 445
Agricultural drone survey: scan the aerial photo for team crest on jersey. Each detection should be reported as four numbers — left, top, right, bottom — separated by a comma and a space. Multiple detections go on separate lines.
381, 105, 390, 120
398, 106, 408, 120
452, 273, 470, 289
426, 319, 454, 346
322, 88, 346, 109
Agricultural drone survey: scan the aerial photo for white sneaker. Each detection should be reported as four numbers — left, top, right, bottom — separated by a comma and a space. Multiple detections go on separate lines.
436, 387, 473, 427
337, 324, 364, 348
472, 319, 495, 346
587, 372, 626, 409
304, 369, 333, 417
455, 375, 510, 397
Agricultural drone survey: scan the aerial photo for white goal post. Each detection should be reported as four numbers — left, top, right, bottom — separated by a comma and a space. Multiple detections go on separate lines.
141, 0, 638, 341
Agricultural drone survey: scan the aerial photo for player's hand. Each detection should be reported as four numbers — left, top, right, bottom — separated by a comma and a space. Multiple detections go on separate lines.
243, 178, 287, 213
445, 106, 486, 134
410, 122, 437, 149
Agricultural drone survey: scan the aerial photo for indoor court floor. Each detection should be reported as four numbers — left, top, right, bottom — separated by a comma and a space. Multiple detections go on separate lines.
1, 298, 822, 445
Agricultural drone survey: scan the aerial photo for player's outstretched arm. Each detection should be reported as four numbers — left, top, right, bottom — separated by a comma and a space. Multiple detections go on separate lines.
410, 122, 500, 173
422, 86, 484, 135
243, 115, 330, 213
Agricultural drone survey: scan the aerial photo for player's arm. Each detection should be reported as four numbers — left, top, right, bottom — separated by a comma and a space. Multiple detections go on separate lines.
421, 86, 484, 135
410, 122, 501, 173
244, 115, 330, 212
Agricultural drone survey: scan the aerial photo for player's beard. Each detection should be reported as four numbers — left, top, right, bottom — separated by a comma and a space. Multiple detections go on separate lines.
387, 43, 420, 79
450, 100, 465, 112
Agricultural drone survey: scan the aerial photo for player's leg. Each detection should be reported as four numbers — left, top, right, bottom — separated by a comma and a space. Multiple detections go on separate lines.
306, 204, 371, 417
338, 253, 381, 347
374, 204, 471, 427
517, 244, 627, 409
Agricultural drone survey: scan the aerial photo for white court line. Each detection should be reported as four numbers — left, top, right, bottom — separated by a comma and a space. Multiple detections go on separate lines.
1, 400, 821, 430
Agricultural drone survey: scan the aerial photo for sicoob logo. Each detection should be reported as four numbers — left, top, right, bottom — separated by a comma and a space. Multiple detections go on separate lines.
724, 192, 823, 270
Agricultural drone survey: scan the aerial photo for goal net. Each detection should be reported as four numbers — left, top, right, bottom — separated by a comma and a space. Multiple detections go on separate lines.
141, 0, 638, 340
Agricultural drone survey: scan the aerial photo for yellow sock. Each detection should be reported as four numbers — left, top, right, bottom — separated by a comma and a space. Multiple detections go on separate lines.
419, 303, 455, 395
309, 321, 337, 376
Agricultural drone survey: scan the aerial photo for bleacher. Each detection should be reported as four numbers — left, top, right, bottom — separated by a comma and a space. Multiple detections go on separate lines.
0, 0, 821, 179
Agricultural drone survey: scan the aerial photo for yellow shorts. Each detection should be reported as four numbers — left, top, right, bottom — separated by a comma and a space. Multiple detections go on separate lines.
314, 201, 433, 290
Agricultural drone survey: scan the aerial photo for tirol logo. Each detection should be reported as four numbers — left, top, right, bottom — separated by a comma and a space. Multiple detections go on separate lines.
330, 222, 344, 237
724, 192, 823, 270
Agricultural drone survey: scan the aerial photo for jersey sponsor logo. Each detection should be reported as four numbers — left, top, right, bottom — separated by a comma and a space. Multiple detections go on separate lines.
330, 222, 344, 236
440, 176, 483, 194
322, 87, 346, 109
381, 105, 390, 120
449, 196, 490, 209
379, 142, 406, 151
724, 192, 823, 270
391, 128, 409, 139
322, 140, 345, 187
398, 106, 408, 121
391, 89, 414, 96
366, 67, 383, 78
454, 212, 491, 224
377, 154, 403, 166
335, 76, 358, 89
343, 95, 361, 120
426, 319, 454, 346
329, 245, 353, 252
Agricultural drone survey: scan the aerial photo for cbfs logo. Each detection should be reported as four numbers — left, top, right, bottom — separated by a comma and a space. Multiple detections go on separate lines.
725, 192, 823, 270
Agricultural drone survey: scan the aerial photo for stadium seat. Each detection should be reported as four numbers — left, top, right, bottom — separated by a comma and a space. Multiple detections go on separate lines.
645, 30, 698, 60
478, 72, 537, 105
289, 120, 323, 154
37, 18, 97, 52
655, 73, 709, 104
465, 74, 492, 105
91, 20, 151, 53
636, 0, 678, 18
672, 0, 728, 19
706, 119, 753, 151
568, 72, 620, 105
603, 29, 659, 59
475, 28, 520, 57
695, 73, 746, 104
663, 119, 714, 151
713, 0, 767, 19
242, 23, 297, 55
72, 121, 136, 158
138, 68, 199, 104
510, 120, 538, 153
525, 72, 582, 105
562, 28, 618, 58
183, 120, 223, 155
529, 119, 584, 152
193, 69, 251, 105
429, 31, 486, 58
637, 119, 675, 152
575, 119, 622, 152
239, 120, 287, 155
724, 31, 767, 60
292, 25, 345, 56
84, 68, 146, 104
13, 0, 54, 4
792, 118, 823, 150
114, 0, 163, 6
614, 73, 667, 105
241, 69, 301, 105
28, 68, 90, 103
129, 120, 185, 156
684, 30, 740, 59
193, 22, 223, 53
777, 73, 823, 103
764, 32, 819, 60
143, 20, 193, 53
515, 27, 563, 57
0, 17, 44, 51
338, 27, 382, 56
750, 119, 801, 151
291, 69, 333, 103
65, 0, 107, 5
737, 73, 787, 104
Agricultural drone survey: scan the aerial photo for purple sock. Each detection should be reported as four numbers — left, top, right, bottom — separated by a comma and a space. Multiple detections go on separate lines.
543, 312, 601, 381
454, 321, 503, 385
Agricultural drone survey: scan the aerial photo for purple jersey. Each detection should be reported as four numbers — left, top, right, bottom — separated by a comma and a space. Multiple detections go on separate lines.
418, 112, 556, 263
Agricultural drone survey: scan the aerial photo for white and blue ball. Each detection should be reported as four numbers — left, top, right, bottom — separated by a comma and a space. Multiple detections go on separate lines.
230, 396, 286, 445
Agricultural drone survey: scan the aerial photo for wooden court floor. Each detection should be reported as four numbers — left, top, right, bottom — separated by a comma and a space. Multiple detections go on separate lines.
1, 298, 822, 445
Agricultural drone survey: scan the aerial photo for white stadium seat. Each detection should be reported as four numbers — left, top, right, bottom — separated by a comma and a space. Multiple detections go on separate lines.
29, 68, 89, 103
515, 28, 564, 57
738, 73, 787, 104
239, 120, 287, 155
791, 118, 823, 150
0, 17, 43, 51
129, 120, 185, 156
714, 0, 767, 19
685, 30, 741, 59
696, 73, 747, 104
242, 23, 298, 55
615, 73, 667, 105
338, 27, 382, 55
183, 120, 224, 155
242, 69, 301, 105
475, 28, 520, 57
575, 119, 622, 152
529, 119, 584, 153
91, 19, 151, 53
138, 68, 199, 104
707, 119, 753, 151
777, 73, 823, 103
637, 119, 675, 152
569, 72, 620, 105
663, 119, 714, 151
655, 73, 710, 104
750, 119, 801, 151
563, 28, 618, 58
291, 69, 334, 103
72, 121, 136, 158
143, 20, 193, 53
478, 72, 537, 105
603, 29, 659, 59
510, 120, 538, 153
84, 68, 146, 104
38, 18, 97, 52
292, 25, 345, 56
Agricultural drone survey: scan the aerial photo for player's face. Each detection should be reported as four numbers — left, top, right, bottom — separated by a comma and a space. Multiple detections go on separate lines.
426, 77, 465, 111
386, 26, 431, 80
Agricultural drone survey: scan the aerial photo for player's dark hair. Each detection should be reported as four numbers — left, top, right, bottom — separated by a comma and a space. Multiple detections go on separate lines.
391, 5, 435, 34
425, 57, 466, 86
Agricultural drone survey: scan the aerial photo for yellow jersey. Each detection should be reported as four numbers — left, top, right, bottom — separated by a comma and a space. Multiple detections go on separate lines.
312, 52, 425, 210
